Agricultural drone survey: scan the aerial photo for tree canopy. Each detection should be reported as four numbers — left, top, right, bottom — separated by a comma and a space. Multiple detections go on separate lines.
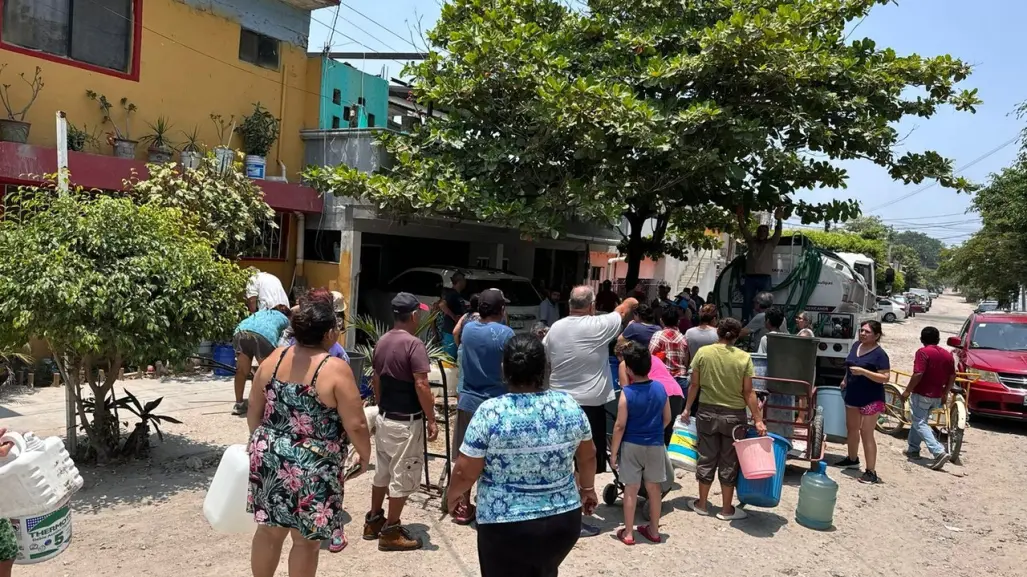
306, 0, 979, 288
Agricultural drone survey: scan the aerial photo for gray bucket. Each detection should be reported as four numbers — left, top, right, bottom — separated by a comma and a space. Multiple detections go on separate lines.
345, 351, 366, 379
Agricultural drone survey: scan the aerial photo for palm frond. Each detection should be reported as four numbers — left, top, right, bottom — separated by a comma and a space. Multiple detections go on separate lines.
349, 313, 389, 344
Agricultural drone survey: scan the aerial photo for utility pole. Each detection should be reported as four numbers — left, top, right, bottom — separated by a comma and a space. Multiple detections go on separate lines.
824, 221, 831, 232
56, 111, 76, 454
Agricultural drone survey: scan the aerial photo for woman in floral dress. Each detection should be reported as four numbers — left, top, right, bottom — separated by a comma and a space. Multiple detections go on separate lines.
247, 292, 371, 577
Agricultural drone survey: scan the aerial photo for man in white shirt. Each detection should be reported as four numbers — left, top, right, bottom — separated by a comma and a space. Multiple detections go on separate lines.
538, 289, 562, 327
245, 270, 290, 313
544, 286, 637, 471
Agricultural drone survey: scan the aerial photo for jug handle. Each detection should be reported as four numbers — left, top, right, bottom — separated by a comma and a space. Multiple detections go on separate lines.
0, 430, 25, 462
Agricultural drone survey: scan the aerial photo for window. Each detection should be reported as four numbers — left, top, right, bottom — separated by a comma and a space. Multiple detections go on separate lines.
238, 28, 279, 70
475, 257, 490, 269
331, 116, 340, 129
502, 258, 509, 272
1, 0, 136, 75
303, 229, 341, 262
357, 97, 366, 106
331, 89, 342, 105
464, 279, 542, 307
367, 113, 375, 128
590, 266, 603, 281
239, 212, 288, 260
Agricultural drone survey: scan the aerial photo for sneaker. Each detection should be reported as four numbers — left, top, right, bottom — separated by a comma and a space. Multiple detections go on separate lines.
929, 452, 951, 471
378, 522, 422, 551
362, 510, 385, 541
231, 400, 248, 416
903, 450, 922, 460
834, 457, 861, 469
858, 470, 881, 484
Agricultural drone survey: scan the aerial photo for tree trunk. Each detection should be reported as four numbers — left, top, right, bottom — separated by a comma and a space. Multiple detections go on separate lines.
623, 213, 646, 292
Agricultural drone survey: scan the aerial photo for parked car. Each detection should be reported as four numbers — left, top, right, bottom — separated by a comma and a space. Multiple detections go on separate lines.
361, 266, 542, 333
909, 288, 932, 310
975, 300, 1001, 313
947, 311, 1027, 420
876, 297, 906, 322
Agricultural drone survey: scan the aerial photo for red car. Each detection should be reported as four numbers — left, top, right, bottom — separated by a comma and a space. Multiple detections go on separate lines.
947, 311, 1027, 420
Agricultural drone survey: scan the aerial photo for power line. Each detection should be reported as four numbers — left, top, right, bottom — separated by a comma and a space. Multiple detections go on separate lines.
864, 135, 1021, 213
879, 211, 977, 222
340, 2, 422, 50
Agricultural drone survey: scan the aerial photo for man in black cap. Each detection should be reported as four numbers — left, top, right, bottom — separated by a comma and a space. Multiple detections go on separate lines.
449, 288, 515, 524
364, 292, 437, 551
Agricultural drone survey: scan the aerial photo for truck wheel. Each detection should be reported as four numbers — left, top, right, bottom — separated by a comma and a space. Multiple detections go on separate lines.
876, 384, 906, 436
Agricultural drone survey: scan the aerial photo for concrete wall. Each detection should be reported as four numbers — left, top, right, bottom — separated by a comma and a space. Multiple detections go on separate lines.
178, 0, 312, 46
1, 0, 313, 180
317, 59, 390, 129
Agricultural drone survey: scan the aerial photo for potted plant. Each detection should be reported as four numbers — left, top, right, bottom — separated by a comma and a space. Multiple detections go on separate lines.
67, 122, 100, 152
86, 90, 137, 159
236, 102, 280, 180
0, 65, 43, 143
180, 126, 204, 170
141, 116, 175, 163
210, 113, 236, 174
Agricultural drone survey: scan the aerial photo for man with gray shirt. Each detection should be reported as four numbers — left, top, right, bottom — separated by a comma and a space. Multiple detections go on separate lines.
737, 206, 783, 322
740, 292, 774, 352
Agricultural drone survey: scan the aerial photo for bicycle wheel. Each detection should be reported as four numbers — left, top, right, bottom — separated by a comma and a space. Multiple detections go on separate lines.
948, 402, 966, 465
876, 383, 906, 436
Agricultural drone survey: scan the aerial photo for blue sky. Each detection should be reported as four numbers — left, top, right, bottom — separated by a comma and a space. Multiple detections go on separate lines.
308, 1, 1026, 245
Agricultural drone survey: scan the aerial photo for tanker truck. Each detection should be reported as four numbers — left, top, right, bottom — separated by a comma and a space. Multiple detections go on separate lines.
713, 234, 877, 386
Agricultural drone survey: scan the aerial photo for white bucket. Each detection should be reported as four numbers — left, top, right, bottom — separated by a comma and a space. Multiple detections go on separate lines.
244, 155, 266, 179
9, 498, 73, 564
213, 147, 235, 174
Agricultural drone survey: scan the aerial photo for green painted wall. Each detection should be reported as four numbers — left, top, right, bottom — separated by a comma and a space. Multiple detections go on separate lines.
319, 58, 389, 130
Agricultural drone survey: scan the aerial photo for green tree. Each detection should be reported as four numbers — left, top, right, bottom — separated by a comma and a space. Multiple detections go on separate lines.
127, 156, 275, 256
891, 230, 944, 269
843, 215, 894, 242
306, 0, 979, 289
0, 181, 248, 460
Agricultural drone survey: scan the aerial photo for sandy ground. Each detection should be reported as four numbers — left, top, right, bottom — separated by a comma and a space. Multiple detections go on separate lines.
4, 293, 1027, 577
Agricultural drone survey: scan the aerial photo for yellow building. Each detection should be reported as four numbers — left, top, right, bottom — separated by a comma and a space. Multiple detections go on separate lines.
0, 0, 347, 303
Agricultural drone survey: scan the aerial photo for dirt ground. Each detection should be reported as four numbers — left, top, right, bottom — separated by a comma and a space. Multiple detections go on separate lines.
6, 294, 1027, 577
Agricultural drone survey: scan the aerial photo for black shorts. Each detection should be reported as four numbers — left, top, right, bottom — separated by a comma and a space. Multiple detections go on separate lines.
232, 331, 276, 362
477, 508, 581, 577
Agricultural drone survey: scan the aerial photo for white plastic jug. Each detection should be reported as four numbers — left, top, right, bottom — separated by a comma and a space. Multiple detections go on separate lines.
9, 497, 74, 565
0, 431, 83, 519
203, 444, 255, 534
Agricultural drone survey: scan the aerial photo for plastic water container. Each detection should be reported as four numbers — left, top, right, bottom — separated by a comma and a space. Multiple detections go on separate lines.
213, 344, 236, 377
203, 444, 255, 534
0, 432, 83, 519
668, 417, 698, 471
733, 429, 777, 480
737, 432, 791, 508
609, 356, 621, 390
816, 388, 848, 443
795, 460, 838, 530
9, 497, 74, 564
751, 353, 768, 392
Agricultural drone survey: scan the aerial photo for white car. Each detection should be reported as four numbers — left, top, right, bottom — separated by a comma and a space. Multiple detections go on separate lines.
362, 266, 543, 333
877, 297, 905, 323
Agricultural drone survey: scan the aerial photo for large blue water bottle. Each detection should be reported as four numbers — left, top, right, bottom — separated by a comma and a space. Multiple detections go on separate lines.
795, 461, 838, 530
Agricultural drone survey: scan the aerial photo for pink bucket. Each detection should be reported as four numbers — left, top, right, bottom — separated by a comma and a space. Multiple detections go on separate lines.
733, 428, 777, 480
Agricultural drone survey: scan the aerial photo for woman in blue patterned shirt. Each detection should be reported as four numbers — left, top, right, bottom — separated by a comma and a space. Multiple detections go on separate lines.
448, 334, 598, 577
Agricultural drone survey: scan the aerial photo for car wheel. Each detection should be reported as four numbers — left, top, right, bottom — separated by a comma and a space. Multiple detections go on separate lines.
883, 312, 896, 323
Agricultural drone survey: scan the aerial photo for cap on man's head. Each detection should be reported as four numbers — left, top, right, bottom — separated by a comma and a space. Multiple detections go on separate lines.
330, 290, 346, 313
392, 292, 429, 315
479, 288, 509, 315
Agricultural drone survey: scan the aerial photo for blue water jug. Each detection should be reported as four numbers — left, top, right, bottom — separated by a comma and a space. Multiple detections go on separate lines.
816, 388, 848, 443
736, 431, 791, 508
795, 461, 838, 530
609, 356, 621, 390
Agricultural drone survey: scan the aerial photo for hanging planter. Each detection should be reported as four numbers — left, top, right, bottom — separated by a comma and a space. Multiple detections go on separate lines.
0, 65, 43, 143
237, 102, 279, 181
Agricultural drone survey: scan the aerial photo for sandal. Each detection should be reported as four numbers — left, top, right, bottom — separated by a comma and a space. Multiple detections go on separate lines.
451, 502, 475, 525
328, 532, 348, 553
636, 524, 661, 543
716, 507, 748, 521
616, 527, 635, 546
687, 499, 711, 516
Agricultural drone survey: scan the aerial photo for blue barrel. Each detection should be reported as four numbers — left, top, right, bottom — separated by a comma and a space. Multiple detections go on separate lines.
816, 387, 848, 443
609, 356, 621, 390
737, 431, 791, 508
212, 344, 236, 377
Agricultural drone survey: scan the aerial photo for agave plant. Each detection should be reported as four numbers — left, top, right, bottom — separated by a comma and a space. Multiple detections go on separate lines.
0, 347, 31, 388
349, 311, 451, 377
